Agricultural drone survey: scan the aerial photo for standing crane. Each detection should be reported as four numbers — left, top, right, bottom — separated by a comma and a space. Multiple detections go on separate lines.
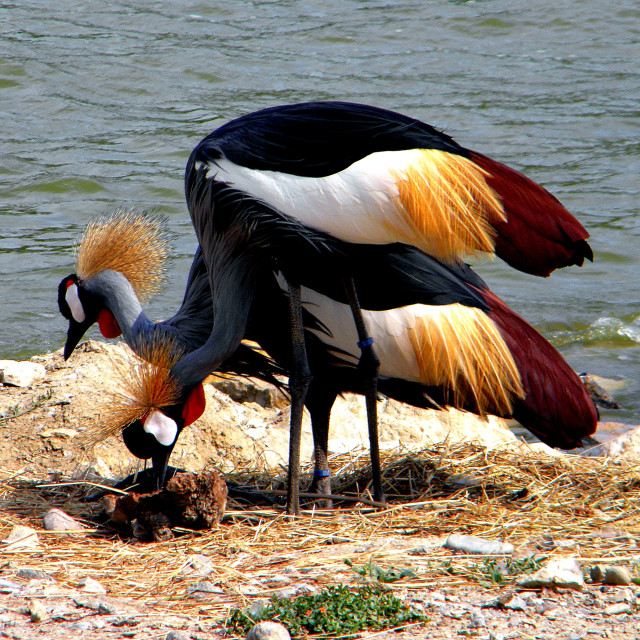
175, 101, 593, 512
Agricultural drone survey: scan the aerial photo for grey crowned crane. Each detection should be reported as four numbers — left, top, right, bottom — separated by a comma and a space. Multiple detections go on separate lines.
172, 100, 593, 512
59, 209, 597, 514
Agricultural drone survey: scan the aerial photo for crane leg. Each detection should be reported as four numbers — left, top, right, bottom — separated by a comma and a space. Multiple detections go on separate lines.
286, 281, 313, 516
343, 276, 385, 505
306, 385, 338, 509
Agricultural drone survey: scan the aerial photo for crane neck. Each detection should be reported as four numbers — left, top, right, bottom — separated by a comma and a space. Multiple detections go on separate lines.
83, 270, 155, 353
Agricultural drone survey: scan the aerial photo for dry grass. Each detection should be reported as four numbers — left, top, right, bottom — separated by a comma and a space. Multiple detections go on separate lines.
1, 443, 640, 627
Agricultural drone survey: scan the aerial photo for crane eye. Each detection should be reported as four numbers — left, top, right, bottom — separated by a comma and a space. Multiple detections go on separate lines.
142, 410, 178, 446
65, 283, 86, 323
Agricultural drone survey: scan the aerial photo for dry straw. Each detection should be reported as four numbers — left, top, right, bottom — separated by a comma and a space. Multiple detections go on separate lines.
2, 442, 639, 626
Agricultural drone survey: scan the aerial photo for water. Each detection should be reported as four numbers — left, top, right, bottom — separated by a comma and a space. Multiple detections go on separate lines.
1, 1, 638, 423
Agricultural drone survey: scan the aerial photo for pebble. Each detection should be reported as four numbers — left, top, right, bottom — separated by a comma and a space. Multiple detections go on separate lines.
516, 557, 584, 591
166, 632, 192, 640
249, 599, 269, 618
483, 593, 527, 611
187, 580, 224, 595
589, 564, 632, 586
28, 600, 47, 623
603, 603, 631, 615
78, 576, 107, 594
0, 360, 46, 387
444, 533, 514, 555
16, 568, 56, 582
2, 526, 42, 551
0, 578, 22, 593
247, 621, 291, 640
182, 554, 215, 577
264, 574, 293, 587
469, 610, 487, 628
43, 508, 84, 531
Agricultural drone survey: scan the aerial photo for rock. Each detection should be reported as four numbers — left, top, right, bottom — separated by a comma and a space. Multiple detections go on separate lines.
264, 574, 293, 588
0, 360, 46, 387
444, 533, 514, 555
166, 632, 192, 640
483, 593, 527, 611
16, 568, 56, 583
77, 576, 107, 594
29, 599, 47, 623
604, 603, 631, 615
589, 564, 632, 586
249, 600, 269, 618
247, 621, 291, 640
516, 557, 584, 591
0, 578, 22, 592
469, 610, 487, 628
188, 580, 224, 595
182, 554, 216, 577
2, 525, 42, 551
43, 508, 84, 531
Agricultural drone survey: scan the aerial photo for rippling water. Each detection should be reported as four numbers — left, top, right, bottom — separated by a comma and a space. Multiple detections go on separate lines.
1, 1, 639, 422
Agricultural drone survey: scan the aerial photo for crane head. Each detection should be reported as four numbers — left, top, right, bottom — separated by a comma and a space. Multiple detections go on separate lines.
118, 385, 206, 491
57, 274, 122, 359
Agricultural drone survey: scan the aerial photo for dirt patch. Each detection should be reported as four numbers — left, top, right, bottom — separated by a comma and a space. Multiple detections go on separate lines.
1, 342, 640, 639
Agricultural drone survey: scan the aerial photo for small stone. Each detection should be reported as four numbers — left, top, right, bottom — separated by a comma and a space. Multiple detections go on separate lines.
444, 533, 514, 555
29, 600, 47, 623
516, 557, 584, 591
248, 600, 269, 618
182, 554, 215, 577
43, 508, 84, 531
0, 360, 46, 387
78, 577, 107, 594
187, 580, 224, 595
264, 574, 292, 588
469, 610, 487, 628
2, 525, 42, 551
483, 593, 527, 611
16, 568, 56, 583
604, 603, 631, 615
247, 621, 291, 640
590, 565, 632, 586
166, 632, 191, 640
0, 578, 22, 592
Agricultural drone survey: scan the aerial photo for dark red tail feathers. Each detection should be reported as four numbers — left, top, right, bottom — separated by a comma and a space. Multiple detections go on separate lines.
468, 151, 593, 277
479, 287, 598, 448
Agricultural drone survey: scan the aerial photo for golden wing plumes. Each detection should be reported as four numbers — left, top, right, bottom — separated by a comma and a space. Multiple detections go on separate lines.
87, 337, 185, 444
408, 303, 524, 416
392, 149, 506, 261
75, 209, 170, 302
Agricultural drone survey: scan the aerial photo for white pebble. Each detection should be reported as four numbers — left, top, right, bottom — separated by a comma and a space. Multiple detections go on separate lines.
43, 508, 84, 531
77, 576, 107, 594
247, 621, 291, 640
444, 534, 514, 555
2, 525, 42, 551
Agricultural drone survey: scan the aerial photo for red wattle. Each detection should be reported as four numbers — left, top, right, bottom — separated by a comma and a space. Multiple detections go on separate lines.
183, 384, 206, 426
97, 309, 122, 338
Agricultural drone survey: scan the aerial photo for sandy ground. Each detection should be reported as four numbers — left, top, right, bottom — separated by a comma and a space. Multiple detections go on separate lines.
1, 342, 640, 639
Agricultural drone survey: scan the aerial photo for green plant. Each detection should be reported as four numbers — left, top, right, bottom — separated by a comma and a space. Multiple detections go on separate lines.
440, 555, 543, 588
226, 584, 427, 637
344, 558, 417, 583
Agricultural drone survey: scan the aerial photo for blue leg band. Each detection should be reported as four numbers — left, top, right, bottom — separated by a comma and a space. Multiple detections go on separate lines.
357, 337, 374, 349
314, 469, 331, 478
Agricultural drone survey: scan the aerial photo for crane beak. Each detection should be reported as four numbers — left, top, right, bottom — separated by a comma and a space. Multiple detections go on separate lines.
63, 320, 92, 360
151, 446, 173, 491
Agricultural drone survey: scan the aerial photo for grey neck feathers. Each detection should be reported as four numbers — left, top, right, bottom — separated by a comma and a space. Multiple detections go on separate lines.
84, 270, 154, 351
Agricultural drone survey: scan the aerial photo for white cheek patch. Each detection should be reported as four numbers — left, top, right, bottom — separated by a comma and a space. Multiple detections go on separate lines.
143, 411, 178, 447
65, 284, 86, 323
